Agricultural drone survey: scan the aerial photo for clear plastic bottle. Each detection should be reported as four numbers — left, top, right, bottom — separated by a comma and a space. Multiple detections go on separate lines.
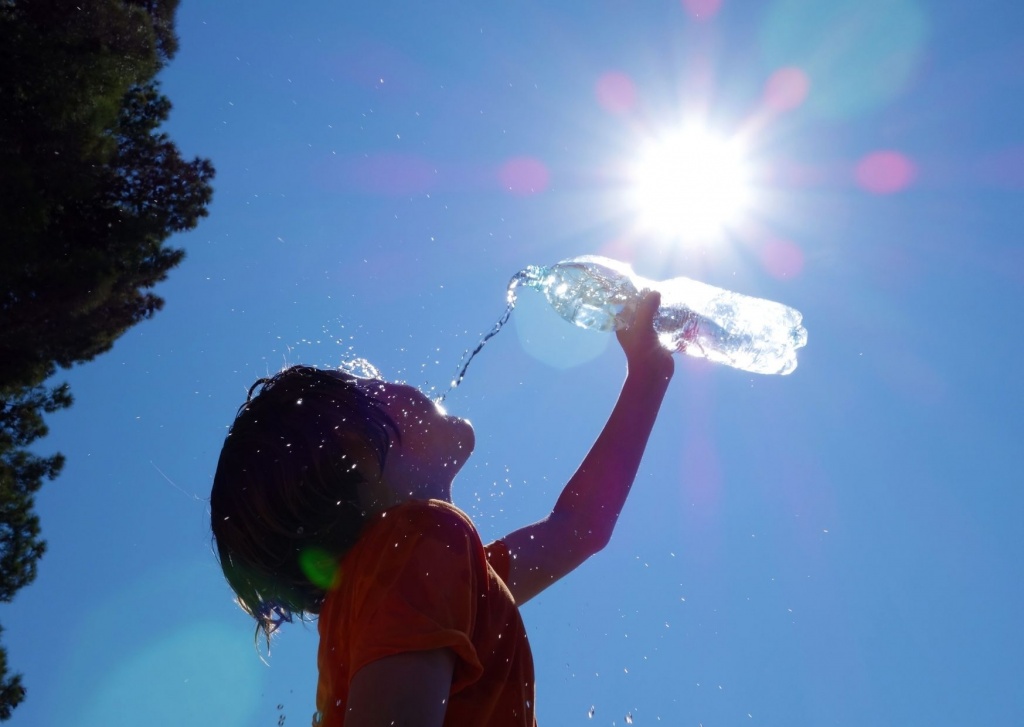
512, 255, 808, 375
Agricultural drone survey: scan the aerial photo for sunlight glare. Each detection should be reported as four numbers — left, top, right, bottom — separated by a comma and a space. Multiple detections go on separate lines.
627, 126, 752, 241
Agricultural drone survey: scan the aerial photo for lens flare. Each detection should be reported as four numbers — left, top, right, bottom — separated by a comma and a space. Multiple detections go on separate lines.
596, 71, 638, 114
764, 67, 811, 112
855, 151, 915, 194
760, 238, 806, 279
681, 0, 723, 21
299, 547, 338, 589
498, 156, 550, 195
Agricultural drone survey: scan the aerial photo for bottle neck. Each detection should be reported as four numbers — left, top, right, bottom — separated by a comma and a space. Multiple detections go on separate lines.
507, 265, 548, 303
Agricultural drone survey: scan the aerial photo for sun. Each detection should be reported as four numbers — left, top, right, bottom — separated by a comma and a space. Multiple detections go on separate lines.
626, 125, 752, 242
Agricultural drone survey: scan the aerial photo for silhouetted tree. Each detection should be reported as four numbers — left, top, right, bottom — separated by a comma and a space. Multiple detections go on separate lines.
0, 1, 213, 716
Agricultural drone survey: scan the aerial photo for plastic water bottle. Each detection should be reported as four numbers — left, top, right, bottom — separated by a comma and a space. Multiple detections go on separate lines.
512, 255, 808, 375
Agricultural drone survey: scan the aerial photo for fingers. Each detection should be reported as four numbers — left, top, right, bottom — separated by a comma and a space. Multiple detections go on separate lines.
617, 290, 660, 345
617, 289, 674, 375
635, 289, 661, 327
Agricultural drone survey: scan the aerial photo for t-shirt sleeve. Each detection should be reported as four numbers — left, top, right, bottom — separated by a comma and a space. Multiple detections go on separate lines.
483, 539, 511, 584
346, 504, 486, 693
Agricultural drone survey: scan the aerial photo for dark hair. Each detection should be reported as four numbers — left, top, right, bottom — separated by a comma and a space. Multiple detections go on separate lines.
210, 365, 400, 646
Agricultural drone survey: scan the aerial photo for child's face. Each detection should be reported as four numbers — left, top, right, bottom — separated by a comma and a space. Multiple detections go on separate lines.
330, 372, 475, 506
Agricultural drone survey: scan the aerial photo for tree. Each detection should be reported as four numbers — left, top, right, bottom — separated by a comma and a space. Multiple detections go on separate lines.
0, 0, 213, 716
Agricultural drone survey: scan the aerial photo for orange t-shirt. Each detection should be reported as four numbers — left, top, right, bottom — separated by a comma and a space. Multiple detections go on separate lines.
315, 499, 536, 726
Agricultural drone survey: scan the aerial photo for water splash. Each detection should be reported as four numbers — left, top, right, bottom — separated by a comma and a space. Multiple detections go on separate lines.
338, 357, 383, 379
437, 268, 540, 402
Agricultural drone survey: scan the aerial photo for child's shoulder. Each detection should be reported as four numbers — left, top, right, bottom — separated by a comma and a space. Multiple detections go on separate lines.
343, 500, 487, 584
366, 499, 480, 546
384, 498, 473, 523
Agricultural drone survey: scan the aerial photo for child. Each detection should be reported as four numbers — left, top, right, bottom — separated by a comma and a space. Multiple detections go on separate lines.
210, 291, 673, 726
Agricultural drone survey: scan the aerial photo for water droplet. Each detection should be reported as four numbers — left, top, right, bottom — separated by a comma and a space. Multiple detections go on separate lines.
626, 713, 634, 724
588, 705, 595, 718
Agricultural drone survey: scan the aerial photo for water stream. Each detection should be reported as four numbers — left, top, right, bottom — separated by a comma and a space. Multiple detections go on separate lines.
437, 269, 535, 402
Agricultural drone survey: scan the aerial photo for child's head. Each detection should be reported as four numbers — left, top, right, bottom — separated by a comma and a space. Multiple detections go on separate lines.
210, 365, 400, 641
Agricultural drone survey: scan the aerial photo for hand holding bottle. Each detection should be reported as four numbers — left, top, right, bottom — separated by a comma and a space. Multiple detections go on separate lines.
616, 290, 674, 380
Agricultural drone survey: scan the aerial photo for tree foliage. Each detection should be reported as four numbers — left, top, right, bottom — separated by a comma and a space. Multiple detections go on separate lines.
0, 0, 213, 717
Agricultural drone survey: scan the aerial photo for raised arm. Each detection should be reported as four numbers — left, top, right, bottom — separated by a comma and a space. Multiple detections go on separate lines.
500, 291, 674, 604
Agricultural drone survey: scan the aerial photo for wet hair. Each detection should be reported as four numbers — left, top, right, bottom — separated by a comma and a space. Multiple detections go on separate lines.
210, 365, 400, 646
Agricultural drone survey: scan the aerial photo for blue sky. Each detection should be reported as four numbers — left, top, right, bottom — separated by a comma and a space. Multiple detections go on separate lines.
6, 0, 1024, 725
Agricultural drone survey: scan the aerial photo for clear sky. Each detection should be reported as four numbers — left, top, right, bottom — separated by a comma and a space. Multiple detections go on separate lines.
6, 0, 1024, 725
